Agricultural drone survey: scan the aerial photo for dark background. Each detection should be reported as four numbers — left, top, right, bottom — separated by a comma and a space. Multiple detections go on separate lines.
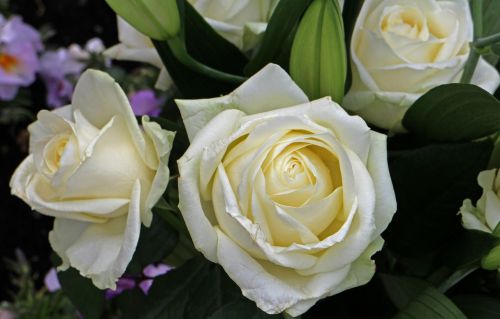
0, 0, 117, 300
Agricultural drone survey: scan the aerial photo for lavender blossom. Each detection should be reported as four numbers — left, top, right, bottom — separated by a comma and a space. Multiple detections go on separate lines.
105, 277, 136, 300
129, 89, 165, 116
44, 268, 61, 292
105, 263, 172, 299
0, 15, 42, 100
139, 264, 172, 294
39, 48, 85, 107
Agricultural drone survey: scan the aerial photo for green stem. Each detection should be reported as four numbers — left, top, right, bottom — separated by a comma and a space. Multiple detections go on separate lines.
472, 0, 483, 39
437, 265, 478, 293
283, 314, 301, 319
460, 0, 483, 84
475, 32, 500, 48
460, 49, 480, 84
155, 37, 247, 84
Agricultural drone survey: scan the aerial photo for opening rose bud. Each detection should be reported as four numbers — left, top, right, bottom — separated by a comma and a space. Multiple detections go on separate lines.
9, 69, 175, 290
105, 0, 180, 40
290, 0, 347, 103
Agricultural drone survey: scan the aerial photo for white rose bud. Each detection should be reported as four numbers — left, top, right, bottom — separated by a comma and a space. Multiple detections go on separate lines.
105, 17, 173, 91
460, 169, 500, 234
344, 0, 500, 131
189, 0, 279, 51
176, 64, 397, 316
10, 70, 175, 289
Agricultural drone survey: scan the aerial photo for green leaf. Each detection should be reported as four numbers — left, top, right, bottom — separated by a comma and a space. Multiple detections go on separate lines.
116, 288, 149, 319
492, 43, 500, 56
481, 244, 500, 270
484, 0, 500, 37
403, 84, 500, 142
394, 286, 467, 319
379, 274, 429, 310
207, 299, 278, 319
386, 140, 493, 256
443, 229, 498, 269
126, 212, 178, 274
57, 268, 105, 319
453, 294, 500, 319
244, 0, 312, 76
154, 0, 248, 98
137, 256, 247, 319
342, 0, 364, 92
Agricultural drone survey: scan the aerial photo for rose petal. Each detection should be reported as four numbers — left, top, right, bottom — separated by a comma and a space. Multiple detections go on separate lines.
49, 180, 142, 289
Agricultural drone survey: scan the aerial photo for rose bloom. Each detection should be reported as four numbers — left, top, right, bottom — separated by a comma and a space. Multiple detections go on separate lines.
176, 64, 397, 316
344, 0, 500, 131
10, 70, 174, 289
460, 169, 500, 234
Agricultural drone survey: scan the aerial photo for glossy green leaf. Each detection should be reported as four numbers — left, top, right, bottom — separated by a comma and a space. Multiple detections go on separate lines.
386, 140, 493, 256
453, 294, 500, 319
342, 0, 364, 92
207, 299, 278, 319
126, 212, 178, 274
394, 286, 467, 319
244, 0, 312, 75
379, 274, 429, 310
403, 84, 500, 142
57, 268, 105, 319
484, 0, 500, 37
443, 229, 498, 270
138, 257, 246, 319
491, 43, 500, 56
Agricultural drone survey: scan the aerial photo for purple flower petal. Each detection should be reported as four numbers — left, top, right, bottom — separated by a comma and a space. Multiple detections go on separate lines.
129, 89, 165, 116
40, 49, 84, 79
44, 268, 61, 293
105, 277, 136, 300
0, 15, 41, 101
40, 48, 85, 107
143, 263, 172, 278
1, 16, 42, 50
139, 279, 154, 295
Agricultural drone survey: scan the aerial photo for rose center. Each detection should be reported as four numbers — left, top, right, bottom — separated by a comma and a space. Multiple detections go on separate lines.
381, 7, 426, 40
0, 53, 19, 73
44, 134, 71, 172
285, 158, 304, 180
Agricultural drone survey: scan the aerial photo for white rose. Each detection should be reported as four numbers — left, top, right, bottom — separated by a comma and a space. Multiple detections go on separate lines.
189, 0, 279, 51
344, 0, 500, 131
176, 64, 397, 316
105, 17, 172, 90
10, 69, 175, 289
460, 169, 500, 234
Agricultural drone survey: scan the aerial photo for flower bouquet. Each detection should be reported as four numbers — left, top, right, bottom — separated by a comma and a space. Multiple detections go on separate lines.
6, 0, 500, 318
